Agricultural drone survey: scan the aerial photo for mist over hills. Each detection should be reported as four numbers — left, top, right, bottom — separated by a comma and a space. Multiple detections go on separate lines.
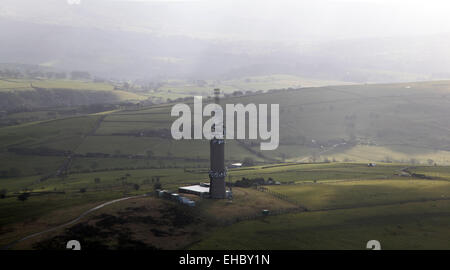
1, 0, 450, 82
3, 80, 450, 167
2, 1, 450, 251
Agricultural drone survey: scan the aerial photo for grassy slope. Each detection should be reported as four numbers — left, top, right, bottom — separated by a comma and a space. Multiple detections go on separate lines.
1, 161, 450, 249
5, 78, 450, 164
1, 78, 112, 92
192, 200, 450, 250
94, 79, 450, 165
192, 166, 450, 250
266, 179, 450, 210
1, 80, 450, 249
0, 78, 144, 113
4, 80, 450, 193
159, 74, 353, 96
222, 80, 450, 164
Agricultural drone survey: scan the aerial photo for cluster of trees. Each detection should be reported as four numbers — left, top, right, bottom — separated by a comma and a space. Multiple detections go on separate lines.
242, 157, 255, 167
1, 190, 34, 201
152, 176, 161, 189
233, 177, 277, 187
166, 96, 195, 104
0, 189, 7, 199
0, 69, 92, 80
69, 71, 91, 80
110, 129, 171, 139
222, 90, 263, 98
0, 69, 23, 78
17, 192, 30, 202
30, 71, 67, 79
70, 161, 183, 174
0, 104, 119, 129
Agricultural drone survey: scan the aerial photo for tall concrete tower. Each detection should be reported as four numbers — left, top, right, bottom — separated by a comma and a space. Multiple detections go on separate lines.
209, 88, 227, 199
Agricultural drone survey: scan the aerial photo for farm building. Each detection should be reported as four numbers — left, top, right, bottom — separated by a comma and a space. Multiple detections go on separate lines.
178, 183, 210, 197
155, 189, 196, 206
228, 163, 242, 168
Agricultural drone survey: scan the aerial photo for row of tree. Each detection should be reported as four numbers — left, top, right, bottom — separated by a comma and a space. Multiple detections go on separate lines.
0, 69, 92, 80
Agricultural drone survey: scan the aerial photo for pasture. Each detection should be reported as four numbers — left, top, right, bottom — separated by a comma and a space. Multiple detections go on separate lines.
1, 80, 450, 249
192, 199, 450, 250
4, 79, 450, 168
2, 161, 450, 249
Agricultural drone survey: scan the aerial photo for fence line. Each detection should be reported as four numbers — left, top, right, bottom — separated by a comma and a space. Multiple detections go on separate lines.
212, 186, 309, 226
255, 185, 308, 211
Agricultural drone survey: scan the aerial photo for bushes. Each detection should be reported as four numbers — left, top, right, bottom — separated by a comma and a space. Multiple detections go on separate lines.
133, 184, 140, 191
17, 192, 30, 202
233, 177, 280, 187
234, 177, 265, 187
242, 157, 255, 167
153, 182, 162, 190
1, 189, 7, 199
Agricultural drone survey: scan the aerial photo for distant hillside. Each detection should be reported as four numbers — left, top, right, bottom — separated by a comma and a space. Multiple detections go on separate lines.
229, 80, 450, 164
1, 17, 450, 82
0, 78, 143, 111
2, 80, 450, 181
100, 80, 450, 165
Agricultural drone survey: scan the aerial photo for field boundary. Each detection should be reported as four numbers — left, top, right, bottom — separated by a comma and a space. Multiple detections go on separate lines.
0, 194, 148, 250
255, 185, 309, 211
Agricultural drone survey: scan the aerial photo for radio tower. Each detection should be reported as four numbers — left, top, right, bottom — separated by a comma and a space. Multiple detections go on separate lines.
209, 88, 227, 199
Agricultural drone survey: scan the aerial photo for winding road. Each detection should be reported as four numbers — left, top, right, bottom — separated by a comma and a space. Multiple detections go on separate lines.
1, 194, 147, 250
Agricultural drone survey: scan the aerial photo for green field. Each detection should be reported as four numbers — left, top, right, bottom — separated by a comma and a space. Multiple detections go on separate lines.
191, 166, 450, 250
192, 200, 450, 250
0, 78, 115, 92
4, 78, 450, 168
3, 80, 450, 193
1, 80, 450, 249
227, 163, 404, 183
1, 160, 450, 249
158, 74, 352, 96
266, 179, 450, 210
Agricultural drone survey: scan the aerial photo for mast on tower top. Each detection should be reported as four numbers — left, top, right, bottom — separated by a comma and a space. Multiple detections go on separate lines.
214, 88, 220, 104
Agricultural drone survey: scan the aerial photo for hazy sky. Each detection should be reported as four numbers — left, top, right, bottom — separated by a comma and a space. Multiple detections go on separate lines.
106, 0, 450, 39
1, 0, 450, 81
2, 0, 450, 42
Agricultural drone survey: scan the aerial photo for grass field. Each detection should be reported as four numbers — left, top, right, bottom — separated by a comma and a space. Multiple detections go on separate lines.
4, 79, 450, 166
158, 74, 353, 96
1, 161, 450, 249
189, 163, 450, 250
0, 78, 114, 92
192, 200, 450, 250
87, 79, 450, 165
0, 115, 100, 150
228, 162, 404, 183
266, 179, 450, 210
1, 80, 450, 249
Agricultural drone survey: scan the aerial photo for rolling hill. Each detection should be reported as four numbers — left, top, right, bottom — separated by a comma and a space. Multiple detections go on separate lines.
2, 80, 450, 249
2, 80, 450, 183
0, 78, 144, 112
